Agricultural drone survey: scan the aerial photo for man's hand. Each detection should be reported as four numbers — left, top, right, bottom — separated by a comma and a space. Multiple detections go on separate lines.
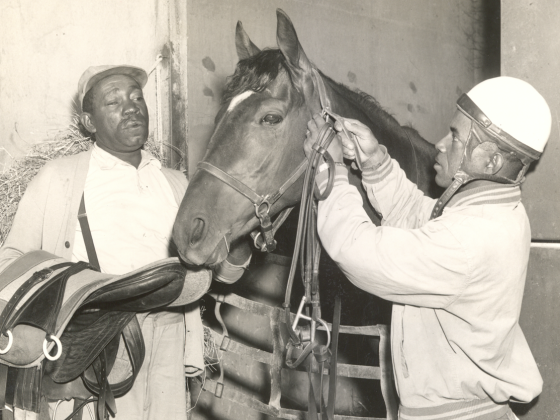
336, 117, 383, 166
304, 114, 384, 168
304, 114, 344, 163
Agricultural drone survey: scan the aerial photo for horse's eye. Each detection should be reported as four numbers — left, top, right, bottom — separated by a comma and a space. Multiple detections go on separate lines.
261, 114, 283, 125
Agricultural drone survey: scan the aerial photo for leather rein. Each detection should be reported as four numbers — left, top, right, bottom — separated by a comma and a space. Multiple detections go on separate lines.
198, 68, 343, 418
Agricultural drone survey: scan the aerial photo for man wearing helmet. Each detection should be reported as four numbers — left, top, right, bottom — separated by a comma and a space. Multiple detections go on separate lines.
303, 77, 550, 420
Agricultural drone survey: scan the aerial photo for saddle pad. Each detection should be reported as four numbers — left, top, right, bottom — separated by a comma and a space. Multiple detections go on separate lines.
0, 250, 211, 368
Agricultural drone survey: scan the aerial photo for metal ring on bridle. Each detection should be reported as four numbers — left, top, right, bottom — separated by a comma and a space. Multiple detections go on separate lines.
295, 314, 331, 350
0, 330, 13, 354
43, 334, 62, 361
252, 231, 264, 249
254, 200, 271, 220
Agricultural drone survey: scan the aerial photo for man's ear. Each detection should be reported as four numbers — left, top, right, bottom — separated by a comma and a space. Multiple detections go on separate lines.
485, 152, 504, 174
80, 112, 96, 134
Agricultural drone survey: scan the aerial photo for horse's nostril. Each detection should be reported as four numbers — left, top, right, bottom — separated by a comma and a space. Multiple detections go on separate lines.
190, 217, 206, 246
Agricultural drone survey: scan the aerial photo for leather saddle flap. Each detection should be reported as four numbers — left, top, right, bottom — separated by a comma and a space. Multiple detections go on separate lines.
0, 251, 211, 367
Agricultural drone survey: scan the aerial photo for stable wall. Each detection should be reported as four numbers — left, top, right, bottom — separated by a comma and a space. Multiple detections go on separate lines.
502, 2, 560, 240
186, 0, 485, 176
502, 2, 560, 419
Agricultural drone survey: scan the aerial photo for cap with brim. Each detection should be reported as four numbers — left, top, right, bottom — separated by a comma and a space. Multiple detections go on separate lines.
78, 65, 148, 110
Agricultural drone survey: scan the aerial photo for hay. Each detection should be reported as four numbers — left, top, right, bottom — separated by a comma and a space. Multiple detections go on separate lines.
0, 115, 183, 246
200, 303, 220, 370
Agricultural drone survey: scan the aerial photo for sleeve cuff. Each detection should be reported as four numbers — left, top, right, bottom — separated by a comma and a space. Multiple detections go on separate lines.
362, 146, 392, 184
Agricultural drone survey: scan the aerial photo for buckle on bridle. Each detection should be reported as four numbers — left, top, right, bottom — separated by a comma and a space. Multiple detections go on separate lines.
291, 296, 331, 349
254, 200, 277, 252
254, 199, 271, 220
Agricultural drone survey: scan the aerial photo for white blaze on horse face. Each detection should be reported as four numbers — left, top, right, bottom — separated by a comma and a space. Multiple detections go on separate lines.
227, 91, 255, 112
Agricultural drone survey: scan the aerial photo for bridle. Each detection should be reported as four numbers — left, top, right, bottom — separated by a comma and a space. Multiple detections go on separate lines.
196, 68, 356, 252
197, 71, 318, 253
197, 160, 307, 252
197, 67, 343, 419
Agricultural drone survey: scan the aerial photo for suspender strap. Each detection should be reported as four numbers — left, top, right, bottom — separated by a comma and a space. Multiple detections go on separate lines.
78, 194, 100, 270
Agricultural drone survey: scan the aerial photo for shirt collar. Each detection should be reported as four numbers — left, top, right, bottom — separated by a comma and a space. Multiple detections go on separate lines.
446, 183, 521, 208
91, 143, 162, 170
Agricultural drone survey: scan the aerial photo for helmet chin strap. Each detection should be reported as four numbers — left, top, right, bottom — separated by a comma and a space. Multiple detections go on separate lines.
430, 170, 472, 220
430, 123, 529, 220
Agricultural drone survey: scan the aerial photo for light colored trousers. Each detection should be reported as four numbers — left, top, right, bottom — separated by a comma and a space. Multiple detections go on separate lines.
47, 310, 187, 420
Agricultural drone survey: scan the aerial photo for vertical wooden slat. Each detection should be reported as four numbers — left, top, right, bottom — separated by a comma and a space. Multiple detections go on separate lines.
168, 0, 188, 171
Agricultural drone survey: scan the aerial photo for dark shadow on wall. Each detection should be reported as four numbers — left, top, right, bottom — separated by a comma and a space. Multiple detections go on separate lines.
478, 0, 501, 80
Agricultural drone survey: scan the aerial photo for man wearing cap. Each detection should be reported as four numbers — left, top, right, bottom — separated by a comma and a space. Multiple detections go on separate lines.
0, 65, 251, 419
303, 76, 550, 420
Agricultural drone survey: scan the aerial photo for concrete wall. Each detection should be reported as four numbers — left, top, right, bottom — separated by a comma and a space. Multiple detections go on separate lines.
502, 2, 560, 240
0, 0, 169, 167
186, 0, 484, 176
502, 2, 560, 419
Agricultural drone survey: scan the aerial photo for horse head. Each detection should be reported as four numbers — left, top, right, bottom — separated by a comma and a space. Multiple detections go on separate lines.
173, 9, 439, 267
173, 10, 327, 266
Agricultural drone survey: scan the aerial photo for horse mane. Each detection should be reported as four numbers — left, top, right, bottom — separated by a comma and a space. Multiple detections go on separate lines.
224, 49, 421, 138
318, 71, 441, 197
319, 71, 423, 139
223, 49, 296, 104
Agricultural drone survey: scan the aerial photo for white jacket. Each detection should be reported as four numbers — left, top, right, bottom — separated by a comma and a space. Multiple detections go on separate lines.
316, 153, 541, 419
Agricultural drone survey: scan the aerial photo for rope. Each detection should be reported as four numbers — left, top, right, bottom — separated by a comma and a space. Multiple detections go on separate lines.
153, 55, 165, 159
147, 54, 164, 77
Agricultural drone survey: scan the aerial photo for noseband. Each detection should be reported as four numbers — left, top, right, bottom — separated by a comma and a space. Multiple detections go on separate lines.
197, 160, 307, 252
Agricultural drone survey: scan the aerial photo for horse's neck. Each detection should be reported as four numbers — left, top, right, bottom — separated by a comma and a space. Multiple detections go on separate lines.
323, 75, 386, 129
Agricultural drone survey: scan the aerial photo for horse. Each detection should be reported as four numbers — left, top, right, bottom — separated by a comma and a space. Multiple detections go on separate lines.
173, 9, 440, 419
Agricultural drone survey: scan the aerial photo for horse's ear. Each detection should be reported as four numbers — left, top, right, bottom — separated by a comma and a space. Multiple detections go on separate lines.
276, 9, 312, 75
235, 21, 261, 60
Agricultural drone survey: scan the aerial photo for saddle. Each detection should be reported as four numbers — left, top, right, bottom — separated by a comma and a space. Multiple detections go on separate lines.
0, 250, 211, 420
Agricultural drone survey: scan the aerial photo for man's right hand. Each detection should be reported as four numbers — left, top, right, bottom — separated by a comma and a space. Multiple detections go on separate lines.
334, 118, 385, 168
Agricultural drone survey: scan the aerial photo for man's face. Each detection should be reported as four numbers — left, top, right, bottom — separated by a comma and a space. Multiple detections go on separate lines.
85, 74, 149, 154
433, 110, 472, 187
